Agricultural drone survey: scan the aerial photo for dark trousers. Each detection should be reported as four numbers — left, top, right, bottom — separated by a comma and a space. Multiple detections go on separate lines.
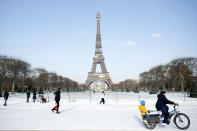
52, 101, 60, 112
4, 98, 7, 106
100, 98, 105, 104
162, 112, 170, 124
33, 99, 36, 102
27, 97, 30, 103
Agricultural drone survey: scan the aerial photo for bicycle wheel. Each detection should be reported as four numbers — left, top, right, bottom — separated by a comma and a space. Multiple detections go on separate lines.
174, 113, 190, 130
144, 122, 156, 129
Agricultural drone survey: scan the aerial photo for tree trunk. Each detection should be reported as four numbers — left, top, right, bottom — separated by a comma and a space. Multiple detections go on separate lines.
11, 80, 15, 94
22, 75, 26, 93
162, 82, 165, 90
1, 82, 3, 93
181, 80, 184, 93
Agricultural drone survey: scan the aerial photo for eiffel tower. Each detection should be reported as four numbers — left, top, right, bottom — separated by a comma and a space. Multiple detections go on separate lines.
86, 10, 112, 89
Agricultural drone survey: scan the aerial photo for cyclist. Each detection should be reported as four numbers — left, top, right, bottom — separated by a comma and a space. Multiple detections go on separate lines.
155, 90, 178, 126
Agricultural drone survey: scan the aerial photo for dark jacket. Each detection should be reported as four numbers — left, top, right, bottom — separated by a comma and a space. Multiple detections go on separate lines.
54, 90, 61, 102
27, 92, 30, 98
156, 94, 174, 113
4, 91, 9, 99
33, 90, 36, 99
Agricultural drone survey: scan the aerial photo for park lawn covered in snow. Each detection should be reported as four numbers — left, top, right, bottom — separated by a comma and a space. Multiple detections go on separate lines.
0, 92, 197, 131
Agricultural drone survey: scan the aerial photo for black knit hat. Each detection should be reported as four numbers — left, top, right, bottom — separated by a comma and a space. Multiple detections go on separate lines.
160, 90, 166, 94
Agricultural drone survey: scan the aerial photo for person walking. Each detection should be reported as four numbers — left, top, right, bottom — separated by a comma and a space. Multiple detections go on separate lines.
3, 90, 9, 106
100, 91, 105, 104
26, 90, 30, 103
52, 88, 61, 113
33, 89, 36, 103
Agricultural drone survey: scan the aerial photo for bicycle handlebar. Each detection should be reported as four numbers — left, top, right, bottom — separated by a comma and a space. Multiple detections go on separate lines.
173, 104, 179, 109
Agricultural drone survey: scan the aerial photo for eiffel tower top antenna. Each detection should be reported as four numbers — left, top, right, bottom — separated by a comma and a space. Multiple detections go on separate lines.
95, 8, 102, 55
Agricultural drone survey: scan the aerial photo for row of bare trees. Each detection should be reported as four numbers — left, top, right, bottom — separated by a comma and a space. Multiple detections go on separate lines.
1, 55, 196, 93
139, 57, 197, 92
112, 79, 138, 92
0, 55, 79, 94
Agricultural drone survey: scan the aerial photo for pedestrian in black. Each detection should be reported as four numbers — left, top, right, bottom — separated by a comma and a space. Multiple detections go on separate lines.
100, 91, 105, 104
3, 90, 9, 106
33, 89, 36, 102
26, 90, 30, 103
52, 88, 61, 113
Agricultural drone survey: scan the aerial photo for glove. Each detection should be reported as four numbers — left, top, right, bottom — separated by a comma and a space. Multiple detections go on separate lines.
174, 103, 179, 106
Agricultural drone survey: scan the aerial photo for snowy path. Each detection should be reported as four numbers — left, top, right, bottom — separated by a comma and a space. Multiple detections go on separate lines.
0, 92, 197, 130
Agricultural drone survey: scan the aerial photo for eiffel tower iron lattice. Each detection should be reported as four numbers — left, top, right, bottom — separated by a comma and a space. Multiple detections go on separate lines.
86, 10, 112, 89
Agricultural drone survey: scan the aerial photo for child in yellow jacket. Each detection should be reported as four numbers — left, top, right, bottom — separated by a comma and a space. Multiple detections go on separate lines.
139, 100, 148, 121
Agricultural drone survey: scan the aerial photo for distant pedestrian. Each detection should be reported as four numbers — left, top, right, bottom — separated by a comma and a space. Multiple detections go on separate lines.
100, 91, 105, 104
26, 90, 30, 103
52, 88, 61, 113
3, 90, 9, 106
33, 89, 36, 102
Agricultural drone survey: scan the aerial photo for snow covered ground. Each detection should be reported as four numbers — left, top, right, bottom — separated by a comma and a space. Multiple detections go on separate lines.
0, 91, 197, 130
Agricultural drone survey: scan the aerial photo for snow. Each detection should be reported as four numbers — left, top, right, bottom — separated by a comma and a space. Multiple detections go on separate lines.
0, 91, 197, 131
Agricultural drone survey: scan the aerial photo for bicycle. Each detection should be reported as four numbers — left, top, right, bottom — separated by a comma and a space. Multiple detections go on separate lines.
143, 105, 190, 130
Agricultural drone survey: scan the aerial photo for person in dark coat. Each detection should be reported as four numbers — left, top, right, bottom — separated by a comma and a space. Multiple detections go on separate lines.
155, 90, 178, 125
100, 91, 105, 104
26, 90, 30, 103
3, 90, 9, 106
33, 89, 36, 103
52, 88, 61, 113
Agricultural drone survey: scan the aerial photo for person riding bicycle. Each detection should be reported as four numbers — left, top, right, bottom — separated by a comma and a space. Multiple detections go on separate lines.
139, 100, 148, 123
155, 90, 178, 126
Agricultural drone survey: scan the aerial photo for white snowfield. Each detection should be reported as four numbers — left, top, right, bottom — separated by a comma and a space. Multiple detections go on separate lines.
0, 91, 197, 131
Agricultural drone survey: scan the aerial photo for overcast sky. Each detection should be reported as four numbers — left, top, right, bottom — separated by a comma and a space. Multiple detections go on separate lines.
0, 0, 197, 83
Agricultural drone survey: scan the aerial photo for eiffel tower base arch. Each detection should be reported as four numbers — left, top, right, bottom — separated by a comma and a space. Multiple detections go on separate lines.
86, 72, 112, 90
